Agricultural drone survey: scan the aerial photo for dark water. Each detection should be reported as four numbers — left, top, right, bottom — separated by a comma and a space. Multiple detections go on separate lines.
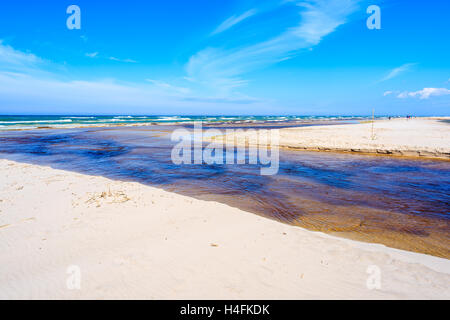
0, 125, 449, 257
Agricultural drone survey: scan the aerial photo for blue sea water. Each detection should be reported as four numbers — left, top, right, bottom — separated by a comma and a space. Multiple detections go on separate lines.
0, 115, 384, 130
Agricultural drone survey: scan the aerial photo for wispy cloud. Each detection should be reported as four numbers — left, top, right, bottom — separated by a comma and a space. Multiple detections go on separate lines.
397, 87, 450, 99
109, 57, 138, 63
380, 63, 416, 82
85, 53, 136, 63
0, 42, 262, 113
0, 71, 260, 113
0, 40, 44, 70
186, 0, 360, 95
85, 52, 99, 58
211, 9, 257, 35
146, 79, 190, 94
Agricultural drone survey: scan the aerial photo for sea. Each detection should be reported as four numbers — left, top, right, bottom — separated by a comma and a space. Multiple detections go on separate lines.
0, 115, 385, 130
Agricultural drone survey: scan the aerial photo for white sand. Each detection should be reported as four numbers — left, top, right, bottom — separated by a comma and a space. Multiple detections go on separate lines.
0, 159, 449, 299
213, 118, 450, 159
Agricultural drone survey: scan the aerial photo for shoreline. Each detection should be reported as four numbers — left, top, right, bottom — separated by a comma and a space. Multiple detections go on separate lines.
279, 145, 450, 161
0, 116, 361, 132
2, 117, 450, 161
0, 116, 448, 132
0, 159, 449, 299
209, 118, 450, 160
0, 119, 346, 132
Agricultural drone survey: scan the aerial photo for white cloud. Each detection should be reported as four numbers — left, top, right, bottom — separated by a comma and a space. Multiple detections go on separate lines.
146, 79, 190, 94
397, 88, 450, 99
380, 63, 416, 82
0, 70, 262, 114
211, 9, 257, 35
0, 43, 262, 114
0, 40, 44, 70
396, 91, 408, 98
109, 57, 137, 63
85, 52, 99, 58
86, 53, 136, 62
186, 0, 359, 94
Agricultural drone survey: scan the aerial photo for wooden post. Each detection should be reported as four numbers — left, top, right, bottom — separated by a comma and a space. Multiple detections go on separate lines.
371, 108, 375, 140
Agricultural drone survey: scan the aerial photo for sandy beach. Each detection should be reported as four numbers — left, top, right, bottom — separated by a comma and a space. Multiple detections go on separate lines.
212, 118, 450, 159
1, 0, 449, 305
0, 159, 449, 299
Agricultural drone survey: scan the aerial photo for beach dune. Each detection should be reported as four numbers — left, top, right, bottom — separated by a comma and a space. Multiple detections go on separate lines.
0, 159, 449, 299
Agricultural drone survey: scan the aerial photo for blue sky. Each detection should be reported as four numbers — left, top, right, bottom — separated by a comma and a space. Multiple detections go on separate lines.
0, 0, 449, 115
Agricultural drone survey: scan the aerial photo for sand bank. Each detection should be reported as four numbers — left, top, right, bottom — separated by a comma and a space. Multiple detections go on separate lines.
0, 159, 449, 299
211, 118, 450, 159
